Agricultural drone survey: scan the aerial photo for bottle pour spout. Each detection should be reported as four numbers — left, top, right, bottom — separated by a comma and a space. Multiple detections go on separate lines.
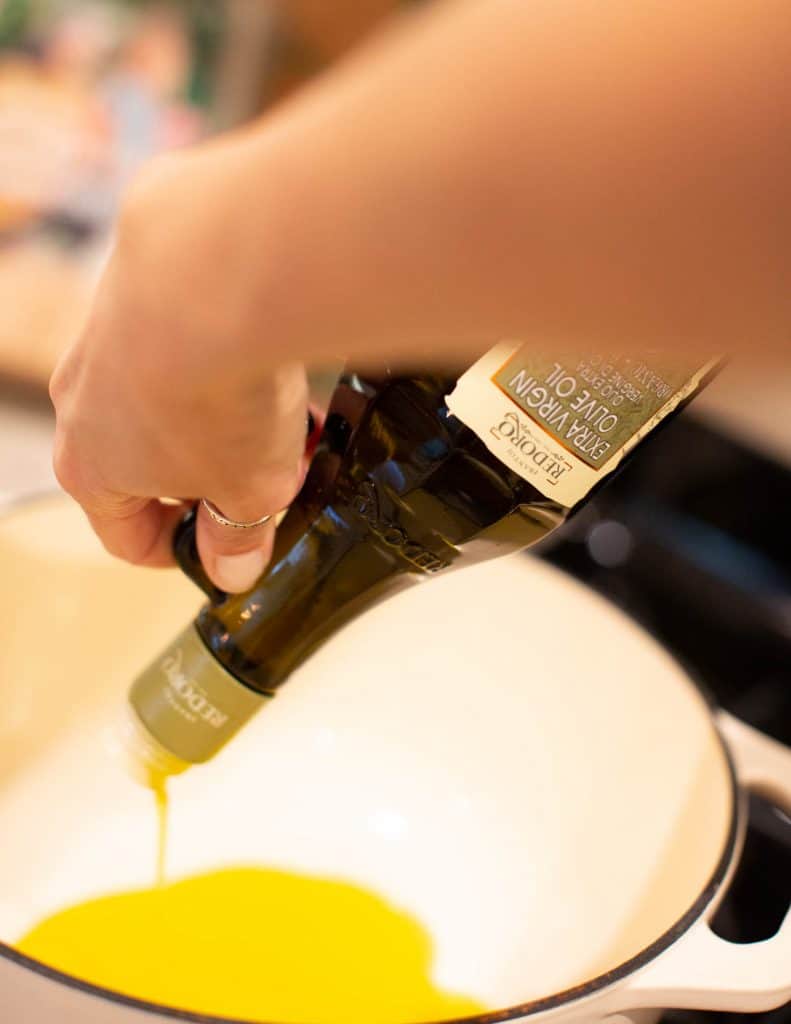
117, 624, 271, 788
116, 702, 191, 790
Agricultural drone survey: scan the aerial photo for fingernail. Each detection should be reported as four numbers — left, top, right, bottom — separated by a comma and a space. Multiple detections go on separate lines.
214, 549, 267, 593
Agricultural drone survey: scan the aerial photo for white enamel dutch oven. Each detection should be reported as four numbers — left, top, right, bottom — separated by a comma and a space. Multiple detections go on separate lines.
0, 495, 789, 1024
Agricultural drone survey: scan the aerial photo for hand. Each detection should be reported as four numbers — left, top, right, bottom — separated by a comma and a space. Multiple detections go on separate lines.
50, 138, 313, 594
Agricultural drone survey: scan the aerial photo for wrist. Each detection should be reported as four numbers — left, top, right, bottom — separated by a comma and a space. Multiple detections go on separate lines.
234, 124, 367, 370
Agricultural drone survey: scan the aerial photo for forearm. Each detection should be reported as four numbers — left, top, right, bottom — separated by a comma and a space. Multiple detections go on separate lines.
246, 0, 789, 365
51, 0, 787, 586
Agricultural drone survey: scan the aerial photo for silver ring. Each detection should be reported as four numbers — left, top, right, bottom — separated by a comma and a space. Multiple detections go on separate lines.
200, 498, 274, 530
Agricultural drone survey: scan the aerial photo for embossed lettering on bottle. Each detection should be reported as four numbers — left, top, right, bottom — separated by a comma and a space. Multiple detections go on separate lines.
350, 480, 449, 572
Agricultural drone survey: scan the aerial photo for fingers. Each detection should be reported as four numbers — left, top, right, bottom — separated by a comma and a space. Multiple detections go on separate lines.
192, 402, 325, 594
85, 499, 188, 569
195, 502, 276, 594
52, 415, 188, 570
54, 394, 325, 594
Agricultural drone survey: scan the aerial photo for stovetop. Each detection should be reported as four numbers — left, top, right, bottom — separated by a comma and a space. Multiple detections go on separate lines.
538, 413, 791, 1024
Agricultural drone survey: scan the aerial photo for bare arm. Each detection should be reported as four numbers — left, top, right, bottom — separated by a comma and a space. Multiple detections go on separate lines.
250, 0, 789, 363
50, 0, 790, 592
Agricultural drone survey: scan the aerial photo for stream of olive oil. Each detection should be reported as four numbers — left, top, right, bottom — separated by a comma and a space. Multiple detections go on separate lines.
16, 786, 485, 1023
153, 780, 168, 888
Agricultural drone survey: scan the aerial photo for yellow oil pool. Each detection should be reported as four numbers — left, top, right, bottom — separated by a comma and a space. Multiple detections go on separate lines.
16, 866, 484, 1022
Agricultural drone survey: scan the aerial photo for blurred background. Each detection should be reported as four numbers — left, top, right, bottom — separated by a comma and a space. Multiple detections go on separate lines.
0, 0, 418, 498
0, 0, 789, 485
0, 4, 788, 1023
0, 0, 422, 396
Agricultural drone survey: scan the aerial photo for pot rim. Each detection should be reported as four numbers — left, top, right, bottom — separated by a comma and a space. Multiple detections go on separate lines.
0, 492, 742, 1024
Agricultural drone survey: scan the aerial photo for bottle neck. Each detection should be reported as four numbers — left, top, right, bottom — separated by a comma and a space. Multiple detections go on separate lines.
194, 369, 567, 694
195, 476, 427, 694
127, 623, 272, 778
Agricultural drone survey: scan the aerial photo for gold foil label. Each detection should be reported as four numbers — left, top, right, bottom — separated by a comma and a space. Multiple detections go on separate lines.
447, 343, 719, 508
130, 625, 269, 764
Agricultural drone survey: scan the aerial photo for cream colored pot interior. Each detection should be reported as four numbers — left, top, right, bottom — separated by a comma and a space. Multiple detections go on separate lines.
0, 496, 733, 1012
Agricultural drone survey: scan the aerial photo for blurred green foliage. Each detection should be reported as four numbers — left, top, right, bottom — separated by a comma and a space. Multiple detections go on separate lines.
0, 0, 32, 46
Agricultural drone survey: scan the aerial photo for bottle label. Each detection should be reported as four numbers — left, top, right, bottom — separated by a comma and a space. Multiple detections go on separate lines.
446, 343, 719, 507
130, 625, 269, 764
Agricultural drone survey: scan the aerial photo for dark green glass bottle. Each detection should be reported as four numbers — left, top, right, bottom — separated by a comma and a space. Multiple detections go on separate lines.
124, 351, 717, 781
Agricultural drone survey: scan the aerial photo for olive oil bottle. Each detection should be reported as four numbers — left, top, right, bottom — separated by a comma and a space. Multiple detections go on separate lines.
124, 344, 719, 781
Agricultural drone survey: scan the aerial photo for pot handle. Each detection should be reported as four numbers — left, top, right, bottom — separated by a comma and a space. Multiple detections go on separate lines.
618, 711, 791, 1014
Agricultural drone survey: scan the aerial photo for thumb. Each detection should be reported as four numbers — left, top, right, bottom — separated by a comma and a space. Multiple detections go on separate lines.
196, 497, 278, 595
196, 405, 323, 594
